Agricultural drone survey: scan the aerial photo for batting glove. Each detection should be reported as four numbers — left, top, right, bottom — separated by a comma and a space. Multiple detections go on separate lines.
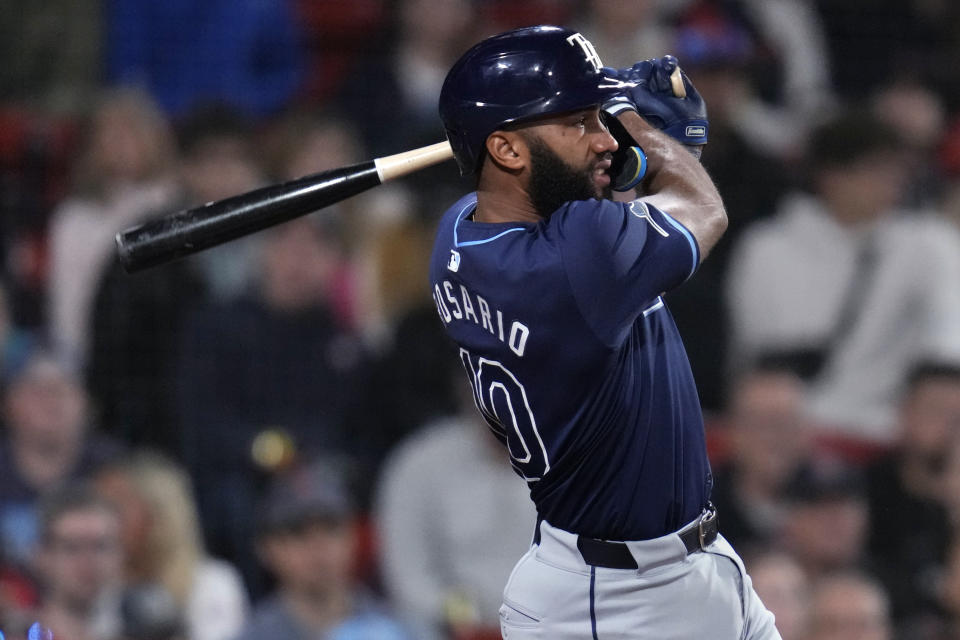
601, 56, 708, 148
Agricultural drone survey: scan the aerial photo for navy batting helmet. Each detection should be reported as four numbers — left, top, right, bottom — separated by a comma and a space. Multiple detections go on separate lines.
439, 25, 622, 175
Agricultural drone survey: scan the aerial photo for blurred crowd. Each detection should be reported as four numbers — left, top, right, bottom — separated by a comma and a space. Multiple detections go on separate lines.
1, 0, 960, 639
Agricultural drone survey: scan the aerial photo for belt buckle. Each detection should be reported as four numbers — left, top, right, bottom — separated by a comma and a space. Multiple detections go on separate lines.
698, 506, 717, 551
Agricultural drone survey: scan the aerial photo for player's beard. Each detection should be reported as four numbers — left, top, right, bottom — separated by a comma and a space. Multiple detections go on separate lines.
526, 136, 612, 219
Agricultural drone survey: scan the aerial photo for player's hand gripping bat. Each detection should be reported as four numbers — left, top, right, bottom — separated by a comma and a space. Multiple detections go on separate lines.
115, 68, 689, 273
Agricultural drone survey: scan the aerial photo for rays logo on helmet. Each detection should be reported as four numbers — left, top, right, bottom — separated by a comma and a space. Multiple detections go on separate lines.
566, 33, 603, 73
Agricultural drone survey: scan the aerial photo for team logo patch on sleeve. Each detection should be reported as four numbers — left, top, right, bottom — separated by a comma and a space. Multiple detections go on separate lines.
448, 250, 461, 272
629, 201, 669, 237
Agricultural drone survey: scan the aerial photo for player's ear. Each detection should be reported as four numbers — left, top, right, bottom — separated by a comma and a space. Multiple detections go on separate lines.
486, 131, 527, 172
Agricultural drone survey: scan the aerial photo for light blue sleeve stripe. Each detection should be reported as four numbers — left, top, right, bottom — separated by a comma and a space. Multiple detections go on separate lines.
659, 210, 700, 279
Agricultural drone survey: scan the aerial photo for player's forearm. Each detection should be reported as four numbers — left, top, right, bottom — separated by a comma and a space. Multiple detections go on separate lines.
617, 111, 727, 261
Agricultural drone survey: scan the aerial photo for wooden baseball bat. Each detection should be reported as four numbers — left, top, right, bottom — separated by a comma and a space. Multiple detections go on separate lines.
115, 141, 454, 272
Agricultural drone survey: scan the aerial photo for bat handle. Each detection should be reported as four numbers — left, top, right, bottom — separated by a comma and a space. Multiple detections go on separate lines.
375, 141, 454, 182
669, 66, 686, 99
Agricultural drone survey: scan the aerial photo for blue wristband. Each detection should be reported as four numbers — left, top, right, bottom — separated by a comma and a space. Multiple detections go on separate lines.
612, 146, 647, 192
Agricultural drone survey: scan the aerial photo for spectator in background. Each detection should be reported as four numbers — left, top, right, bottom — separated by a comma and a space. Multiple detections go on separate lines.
745, 550, 810, 640
0, 283, 36, 386
927, 403, 960, 639
171, 106, 266, 303
726, 109, 960, 443
0, 0, 101, 116
815, 0, 960, 108
33, 486, 124, 640
175, 215, 368, 596
47, 88, 178, 366
653, 4, 793, 410
263, 112, 451, 484
571, 0, 674, 68
940, 115, 960, 232
375, 405, 535, 639
944, 412, 960, 532
264, 112, 368, 333
264, 112, 465, 457
353, 297, 461, 470
672, 0, 835, 159
780, 461, 871, 582
118, 583, 186, 640
86, 106, 267, 454
0, 114, 81, 333
0, 538, 39, 639
105, 0, 303, 119
346, 194, 460, 462
365, 0, 481, 214
92, 452, 247, 640
234, 459, 409, 640
257, 112, 461, 458
0, 347, 122, 568
475, 0, 571, 33
870, 80, 948, 209
807, 571, 892, 640
941, 539, 960, 639
337, 0, 478, 159
709, 364, 813, 551
865, 362, 960, 632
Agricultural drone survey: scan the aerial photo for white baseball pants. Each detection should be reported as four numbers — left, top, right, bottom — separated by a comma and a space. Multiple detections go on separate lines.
499, 519, 781, 639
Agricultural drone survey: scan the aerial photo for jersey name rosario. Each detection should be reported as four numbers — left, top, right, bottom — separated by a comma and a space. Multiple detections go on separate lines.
433, 277, 531, 357
429, 192, 713, 541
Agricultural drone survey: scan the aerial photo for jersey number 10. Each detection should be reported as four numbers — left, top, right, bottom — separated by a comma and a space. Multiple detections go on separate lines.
459, 348, 551, 482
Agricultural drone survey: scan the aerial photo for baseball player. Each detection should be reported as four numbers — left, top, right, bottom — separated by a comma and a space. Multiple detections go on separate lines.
428, 26, 781, 639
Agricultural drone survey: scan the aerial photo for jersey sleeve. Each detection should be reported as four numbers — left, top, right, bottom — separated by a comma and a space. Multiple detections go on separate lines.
556, 198, 700, 346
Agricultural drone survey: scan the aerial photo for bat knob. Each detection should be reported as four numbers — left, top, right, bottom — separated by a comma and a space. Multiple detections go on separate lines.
669, 66, 687, 99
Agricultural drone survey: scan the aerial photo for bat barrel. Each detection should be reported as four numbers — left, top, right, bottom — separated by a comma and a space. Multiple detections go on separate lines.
116, 161, 380, 272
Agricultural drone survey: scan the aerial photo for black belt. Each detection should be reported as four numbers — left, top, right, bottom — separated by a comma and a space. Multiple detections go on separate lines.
576, 506, 719, 570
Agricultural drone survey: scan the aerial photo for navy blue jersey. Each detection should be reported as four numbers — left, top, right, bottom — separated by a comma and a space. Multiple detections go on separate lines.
428, 192, 713, 541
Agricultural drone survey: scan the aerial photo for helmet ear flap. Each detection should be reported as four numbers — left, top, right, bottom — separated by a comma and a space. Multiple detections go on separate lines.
444, 121, 477, 175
